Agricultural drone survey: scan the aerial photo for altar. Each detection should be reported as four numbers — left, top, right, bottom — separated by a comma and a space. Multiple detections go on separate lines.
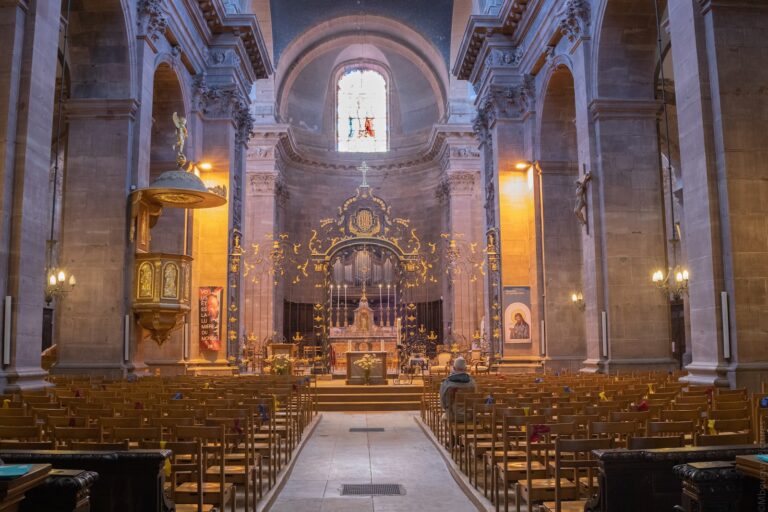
329, 294, 397, 365
346, 351, 387, 385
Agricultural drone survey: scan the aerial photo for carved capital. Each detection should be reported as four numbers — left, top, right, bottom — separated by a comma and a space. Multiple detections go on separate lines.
444, 171, 479, 196
137, 0, 168, 41
192, 73, 254, 146
208, 49, 241, 69
248, 172, 277, 194
246, 146, 275, 161
559, 0, 591, 42
473, 75, 535, 143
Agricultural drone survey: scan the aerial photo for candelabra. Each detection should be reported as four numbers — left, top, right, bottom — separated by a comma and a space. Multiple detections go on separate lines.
652, 266, 689, 301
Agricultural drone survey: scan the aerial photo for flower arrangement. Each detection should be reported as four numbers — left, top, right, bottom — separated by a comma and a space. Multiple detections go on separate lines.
353, 354, 381, 384
265, 354, 293, 375
354, 354, 381, 371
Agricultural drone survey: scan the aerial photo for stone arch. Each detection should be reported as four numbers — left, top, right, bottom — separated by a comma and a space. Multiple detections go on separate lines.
67, 0, 134, 99
537, 61, 578, 163
592, 0, 665, 99
535, 63, 586, 370
149, 62, 186, 255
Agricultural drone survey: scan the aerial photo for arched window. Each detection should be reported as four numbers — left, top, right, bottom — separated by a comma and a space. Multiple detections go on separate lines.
337, 67, 388, 152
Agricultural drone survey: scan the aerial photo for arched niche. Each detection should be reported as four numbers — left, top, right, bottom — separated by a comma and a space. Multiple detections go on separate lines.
593, 0, 666, 99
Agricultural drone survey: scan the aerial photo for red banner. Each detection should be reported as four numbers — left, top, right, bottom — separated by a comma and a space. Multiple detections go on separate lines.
199, 286, 223, 351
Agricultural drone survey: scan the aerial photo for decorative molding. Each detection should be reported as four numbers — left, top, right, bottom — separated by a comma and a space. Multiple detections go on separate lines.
208, 48, 241, 68
137, 0, 168, 41
64, 98, 140, 120
246, 146, 275, 160
589, 98, 662, 121
444, 171, 479, 196
194, 0, 273, 79
487, 46, 523, 68
192, 73, 254, 146
473, 75, 535, 144
559, 0, 591, 43
248, 172, 277, 194
453, 1, 532, 81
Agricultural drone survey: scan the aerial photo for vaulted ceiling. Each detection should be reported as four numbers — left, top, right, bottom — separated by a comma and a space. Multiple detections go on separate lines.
269, 0, 455, 66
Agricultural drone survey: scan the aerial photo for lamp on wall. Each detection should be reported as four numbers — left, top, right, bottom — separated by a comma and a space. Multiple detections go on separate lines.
570, 292, 585, 311
652, 266, 689, 301
45, 0, 75, 307
650, 0, 690, 304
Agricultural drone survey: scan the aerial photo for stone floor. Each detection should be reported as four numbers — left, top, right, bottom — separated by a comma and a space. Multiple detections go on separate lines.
268, 412, 479, 512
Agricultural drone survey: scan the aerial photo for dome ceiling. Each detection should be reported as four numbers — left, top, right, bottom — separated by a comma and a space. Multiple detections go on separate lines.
269, 0, 454, 66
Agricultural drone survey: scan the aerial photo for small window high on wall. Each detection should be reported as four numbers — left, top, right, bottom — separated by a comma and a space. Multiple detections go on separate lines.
337, 67, 388, 152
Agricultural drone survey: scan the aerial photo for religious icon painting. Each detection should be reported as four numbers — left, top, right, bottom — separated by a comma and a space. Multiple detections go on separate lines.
503, 286, 532, 345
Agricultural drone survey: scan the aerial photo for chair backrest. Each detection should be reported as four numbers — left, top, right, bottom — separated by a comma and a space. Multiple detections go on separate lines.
53, 426, 102, 447
647, 420, 696, 437
588, 421, 637, 447
0, 425, 42, 441
628, 436, 684, 449
695, 432, 753, 447
70, 440, 130, 451
553, 438, 613, 512
111, 426, 163, 443
141, 440, 204, 512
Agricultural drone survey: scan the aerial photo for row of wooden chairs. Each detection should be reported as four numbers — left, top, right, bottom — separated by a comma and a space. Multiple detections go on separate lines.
420, 371, 765, 512
0, 374, 318, 512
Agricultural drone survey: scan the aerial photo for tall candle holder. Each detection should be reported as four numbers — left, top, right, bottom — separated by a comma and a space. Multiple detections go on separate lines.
378, 283, 383, 327
386, 284, 391, 327
343, 284, 348, 327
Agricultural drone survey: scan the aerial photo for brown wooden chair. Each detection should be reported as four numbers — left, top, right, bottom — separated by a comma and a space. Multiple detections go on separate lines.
141, 439, 209, 512
695, 432, 753, 446
173, 425, 236, 512
541, 438, 612, 512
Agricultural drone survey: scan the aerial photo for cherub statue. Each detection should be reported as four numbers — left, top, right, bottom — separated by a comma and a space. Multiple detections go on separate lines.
172, 112, 188, 161
574, 171, 592, 225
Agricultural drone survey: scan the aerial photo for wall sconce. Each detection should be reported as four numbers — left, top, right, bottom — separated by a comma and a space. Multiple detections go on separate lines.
652, 266, 689, 301
571, 292, 585, 311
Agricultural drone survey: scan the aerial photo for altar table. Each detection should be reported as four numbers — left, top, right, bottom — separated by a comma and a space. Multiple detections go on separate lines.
346, 351, 387, 385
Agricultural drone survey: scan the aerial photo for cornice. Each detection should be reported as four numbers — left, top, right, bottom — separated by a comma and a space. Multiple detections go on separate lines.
64, 98, 140, 120
536, 160, 578, 176
699, 0, 768, 15
453, 0, 532, 81
194, 0, 273, 79
589, 98, 661, 121
261, 124, 478, 175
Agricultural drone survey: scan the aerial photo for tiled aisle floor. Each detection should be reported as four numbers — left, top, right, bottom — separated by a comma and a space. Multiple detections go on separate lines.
268, 412, 478, 512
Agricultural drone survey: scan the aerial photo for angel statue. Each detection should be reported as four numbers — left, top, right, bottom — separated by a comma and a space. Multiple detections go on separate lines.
172, 112, 188, 164
574, 171, 592, 226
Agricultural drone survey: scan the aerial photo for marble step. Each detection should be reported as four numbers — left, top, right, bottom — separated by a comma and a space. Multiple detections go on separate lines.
317, 400, 420, 411
316, 392, 422, 402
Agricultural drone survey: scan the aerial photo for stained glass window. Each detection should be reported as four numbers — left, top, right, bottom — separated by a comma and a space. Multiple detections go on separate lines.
337, 68, 388, 152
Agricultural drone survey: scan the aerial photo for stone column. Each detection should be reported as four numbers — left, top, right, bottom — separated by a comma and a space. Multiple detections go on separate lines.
438, 139, 482, 343
188, 75, 252, 363
473, 76, 539, 359
537, 161, 585, 371
0, 0, 60, 389
669, 0, 768, 388
57, 99, 139, 375
243, 133, 286, 344
586, 99, 674, 372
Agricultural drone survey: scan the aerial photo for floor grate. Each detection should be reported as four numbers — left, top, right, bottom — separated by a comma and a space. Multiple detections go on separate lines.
349, 427, 385, 432
340, 484, 405, 496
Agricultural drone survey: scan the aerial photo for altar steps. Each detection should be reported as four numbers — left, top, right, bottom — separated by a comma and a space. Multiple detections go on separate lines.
315, 384, 422, 411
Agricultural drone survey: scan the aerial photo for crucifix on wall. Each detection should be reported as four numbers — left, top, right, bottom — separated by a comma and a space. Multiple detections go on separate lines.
574, 164, 592, 234
358, 161, 370, 187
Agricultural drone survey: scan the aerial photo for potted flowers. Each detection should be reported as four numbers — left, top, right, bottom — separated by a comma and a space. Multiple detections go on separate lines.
265, 354, 293, 376
353, 354, 381, 385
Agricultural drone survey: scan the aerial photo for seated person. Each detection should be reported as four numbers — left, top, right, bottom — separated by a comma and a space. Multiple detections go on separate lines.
439, 357, 476, 422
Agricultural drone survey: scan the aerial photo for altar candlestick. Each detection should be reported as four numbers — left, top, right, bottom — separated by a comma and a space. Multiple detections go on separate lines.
387, 284, 391, 327
378, 284, 383, 327
344, 284, 348, 326
330, 284, 334, 328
